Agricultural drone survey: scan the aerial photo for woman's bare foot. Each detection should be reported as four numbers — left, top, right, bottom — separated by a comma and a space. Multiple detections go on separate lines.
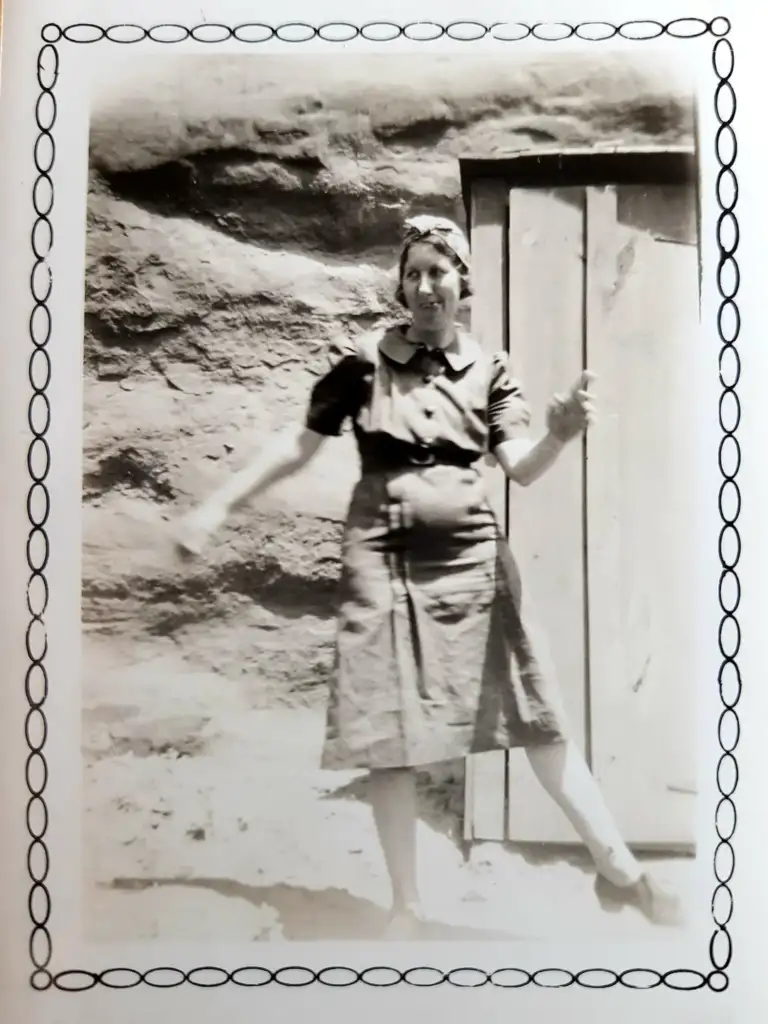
595, 872, 684, 927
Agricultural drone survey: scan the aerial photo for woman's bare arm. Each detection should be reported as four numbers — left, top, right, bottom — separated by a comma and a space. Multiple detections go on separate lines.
207, 425, 326, 512
493, 433, 566, 487
495, 370, 596, 487
175, 425, 328, 554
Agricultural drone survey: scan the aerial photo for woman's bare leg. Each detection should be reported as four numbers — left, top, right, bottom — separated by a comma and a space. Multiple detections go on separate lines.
368, 767, 421, 930
525, 740, 682, 924
525, 740, 641, 885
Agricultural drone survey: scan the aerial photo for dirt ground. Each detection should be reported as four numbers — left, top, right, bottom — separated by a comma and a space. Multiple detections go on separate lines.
82, 633, 696, 944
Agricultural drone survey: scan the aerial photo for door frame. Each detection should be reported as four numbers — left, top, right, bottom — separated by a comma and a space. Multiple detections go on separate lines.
460, 144, 697, 200
459, 145, 700, 848
460, 144, 699, 317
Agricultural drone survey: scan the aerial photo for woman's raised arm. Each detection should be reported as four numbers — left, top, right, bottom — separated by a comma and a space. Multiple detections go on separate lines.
494, 371, 596, 487
493, 433, 566, 488
175, 424, 328, 555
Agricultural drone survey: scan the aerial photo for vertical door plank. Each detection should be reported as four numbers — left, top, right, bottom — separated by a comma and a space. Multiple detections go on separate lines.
505, 186, 588, 843
465, 180, 509, 841
586, 184, 698, 848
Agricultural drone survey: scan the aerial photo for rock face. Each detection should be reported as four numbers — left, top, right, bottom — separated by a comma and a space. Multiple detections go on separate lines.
84, 54, 694, 704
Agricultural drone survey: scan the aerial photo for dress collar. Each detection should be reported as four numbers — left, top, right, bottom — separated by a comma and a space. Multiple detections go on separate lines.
379, 324, 480, 371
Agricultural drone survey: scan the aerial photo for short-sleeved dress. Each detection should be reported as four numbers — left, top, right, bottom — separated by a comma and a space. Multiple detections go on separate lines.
307, 323, 569, 770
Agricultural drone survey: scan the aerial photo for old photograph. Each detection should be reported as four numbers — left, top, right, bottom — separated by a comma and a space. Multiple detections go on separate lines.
81, 51, 701, 944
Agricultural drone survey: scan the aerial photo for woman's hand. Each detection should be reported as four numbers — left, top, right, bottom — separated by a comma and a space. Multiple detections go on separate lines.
174, 502, 228, 558
546, 371, 597, 443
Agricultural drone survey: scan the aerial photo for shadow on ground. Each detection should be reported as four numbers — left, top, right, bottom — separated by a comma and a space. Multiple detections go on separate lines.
322, 768, 466, 849
109, 876, 518, 941
323, 775, 604, 874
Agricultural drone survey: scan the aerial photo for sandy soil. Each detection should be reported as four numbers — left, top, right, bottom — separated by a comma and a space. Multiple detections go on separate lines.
82, 633, 696, 944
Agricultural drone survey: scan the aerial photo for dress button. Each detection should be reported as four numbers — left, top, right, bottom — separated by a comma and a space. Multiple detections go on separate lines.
424, 405, 435, 418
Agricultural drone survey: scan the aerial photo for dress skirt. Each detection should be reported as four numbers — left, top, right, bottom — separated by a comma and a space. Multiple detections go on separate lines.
321, 462, 569, 770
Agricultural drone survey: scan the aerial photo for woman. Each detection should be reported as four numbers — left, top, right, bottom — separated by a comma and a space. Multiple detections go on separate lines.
175, 214, 681, 936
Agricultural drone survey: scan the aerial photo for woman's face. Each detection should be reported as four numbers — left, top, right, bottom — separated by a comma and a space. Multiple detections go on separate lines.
400, 242, 462, 332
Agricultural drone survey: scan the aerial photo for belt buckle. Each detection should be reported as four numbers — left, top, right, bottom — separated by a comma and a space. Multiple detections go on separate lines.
409, 446, 436, 467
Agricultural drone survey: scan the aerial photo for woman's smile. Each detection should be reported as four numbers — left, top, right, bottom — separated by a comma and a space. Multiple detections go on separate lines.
400, 241, 461, 330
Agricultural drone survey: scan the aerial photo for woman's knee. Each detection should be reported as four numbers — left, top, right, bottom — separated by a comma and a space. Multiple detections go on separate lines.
369, 766, 414, 782
526, 739, 569, 766
525, 740, 571, 789
368, 766, 415, 796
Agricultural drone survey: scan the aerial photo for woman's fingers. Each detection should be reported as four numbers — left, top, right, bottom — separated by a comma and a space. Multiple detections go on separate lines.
175, 514, 213, 557
548, 379, 597, 439
569, 370, 597, 396
561, 396, 594, 414
175, 526, 204, 557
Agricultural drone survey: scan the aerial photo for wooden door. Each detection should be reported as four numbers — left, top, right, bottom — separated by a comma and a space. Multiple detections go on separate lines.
463, 179, 511, 841
585, 184, 698, 848
465, 178, 699, 851
503, 186, 589, 843
466, 182, 588, 844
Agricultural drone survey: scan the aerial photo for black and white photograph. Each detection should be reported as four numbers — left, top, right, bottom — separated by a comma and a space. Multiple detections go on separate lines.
79, 49, 704, 946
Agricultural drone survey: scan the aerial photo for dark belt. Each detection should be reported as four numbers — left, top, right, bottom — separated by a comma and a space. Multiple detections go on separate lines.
360, 442, 479, 473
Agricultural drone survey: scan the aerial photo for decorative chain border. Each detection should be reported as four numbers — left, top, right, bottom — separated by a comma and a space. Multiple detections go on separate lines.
26, 17, 738, 993
37, 18, 732, 44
